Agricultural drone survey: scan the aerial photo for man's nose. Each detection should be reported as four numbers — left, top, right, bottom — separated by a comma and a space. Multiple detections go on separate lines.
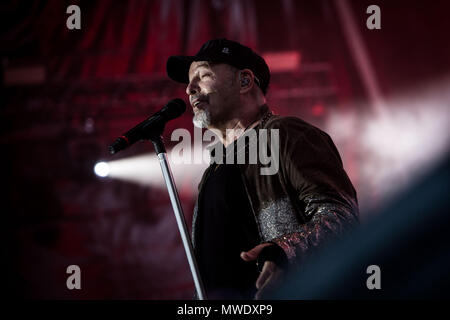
186, 81, 199, 96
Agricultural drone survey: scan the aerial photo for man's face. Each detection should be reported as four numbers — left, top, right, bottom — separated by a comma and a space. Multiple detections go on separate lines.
186, 61, 240, 129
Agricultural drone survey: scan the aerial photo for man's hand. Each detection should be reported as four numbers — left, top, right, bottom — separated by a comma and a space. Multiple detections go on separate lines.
240, 243, 285, 300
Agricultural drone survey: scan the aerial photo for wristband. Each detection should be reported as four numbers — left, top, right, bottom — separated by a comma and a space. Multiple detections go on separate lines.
256, 243, 288, 272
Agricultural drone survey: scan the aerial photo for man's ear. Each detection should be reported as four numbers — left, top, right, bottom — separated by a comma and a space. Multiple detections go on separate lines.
239, 69, 255, 93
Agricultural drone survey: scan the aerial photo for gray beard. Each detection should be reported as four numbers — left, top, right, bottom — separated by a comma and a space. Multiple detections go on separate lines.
193, 108, 211, 128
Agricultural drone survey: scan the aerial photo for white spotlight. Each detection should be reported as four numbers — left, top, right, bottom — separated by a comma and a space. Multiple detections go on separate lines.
94, 162, 110, 177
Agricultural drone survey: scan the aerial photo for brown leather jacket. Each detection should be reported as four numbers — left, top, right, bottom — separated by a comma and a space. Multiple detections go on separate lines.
192, 105, 359, 269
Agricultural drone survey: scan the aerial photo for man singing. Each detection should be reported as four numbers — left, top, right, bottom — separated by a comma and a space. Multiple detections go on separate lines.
166, 38, 359, 299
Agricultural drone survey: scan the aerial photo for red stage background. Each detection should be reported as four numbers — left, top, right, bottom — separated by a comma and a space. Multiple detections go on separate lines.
2, 0, 449, 299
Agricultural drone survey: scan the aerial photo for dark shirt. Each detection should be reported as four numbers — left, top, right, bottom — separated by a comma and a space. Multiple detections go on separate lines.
197, 143, 261, 299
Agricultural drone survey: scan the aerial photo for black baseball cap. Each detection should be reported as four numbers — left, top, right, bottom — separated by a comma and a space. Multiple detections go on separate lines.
166, 38, 270, 94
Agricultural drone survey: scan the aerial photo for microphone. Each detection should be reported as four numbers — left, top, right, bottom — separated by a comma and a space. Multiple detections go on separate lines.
108, 98, 186, 155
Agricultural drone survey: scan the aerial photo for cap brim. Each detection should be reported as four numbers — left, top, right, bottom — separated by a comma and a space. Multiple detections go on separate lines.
166, 55, 195, 84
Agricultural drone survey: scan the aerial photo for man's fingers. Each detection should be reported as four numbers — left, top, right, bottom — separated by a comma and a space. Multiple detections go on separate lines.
240, 251, 256, 261
256, 262, 274, 289
240, 243, 273, 261
254, 262, 282, 300
255, 274, 279, 300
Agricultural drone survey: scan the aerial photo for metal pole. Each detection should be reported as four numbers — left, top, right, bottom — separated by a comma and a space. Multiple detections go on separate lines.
156, 152, 207, 300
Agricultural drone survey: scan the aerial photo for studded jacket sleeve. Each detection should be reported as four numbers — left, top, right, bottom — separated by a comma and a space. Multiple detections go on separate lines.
268, 118, 359, 268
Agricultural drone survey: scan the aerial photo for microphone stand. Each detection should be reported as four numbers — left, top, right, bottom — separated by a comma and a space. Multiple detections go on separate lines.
148, 124, 206, 300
